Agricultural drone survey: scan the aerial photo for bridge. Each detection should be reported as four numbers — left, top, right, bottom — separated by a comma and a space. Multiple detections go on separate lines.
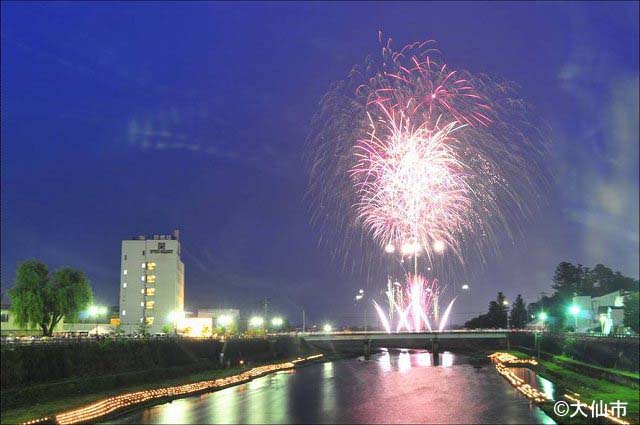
300, 331, 509, 360
303, 331, 507, 341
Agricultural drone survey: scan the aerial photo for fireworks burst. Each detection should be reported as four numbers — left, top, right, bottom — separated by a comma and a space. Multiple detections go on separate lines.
308, 36, 547, 272
375, 274, 457, 333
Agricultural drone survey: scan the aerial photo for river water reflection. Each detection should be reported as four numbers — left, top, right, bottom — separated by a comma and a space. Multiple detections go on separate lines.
110, 350, 555, 424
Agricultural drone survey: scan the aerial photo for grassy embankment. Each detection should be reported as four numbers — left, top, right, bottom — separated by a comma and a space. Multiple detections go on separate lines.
507, 350, 639, 424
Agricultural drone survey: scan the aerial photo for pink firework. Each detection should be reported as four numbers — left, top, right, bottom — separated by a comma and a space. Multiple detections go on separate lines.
374, 273, 456, 333
307, 36, 548, 272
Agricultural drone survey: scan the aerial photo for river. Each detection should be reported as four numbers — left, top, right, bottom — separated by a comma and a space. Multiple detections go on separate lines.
110, 349, 556, 424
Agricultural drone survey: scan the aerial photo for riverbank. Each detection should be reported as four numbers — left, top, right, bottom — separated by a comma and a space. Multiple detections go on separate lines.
2, 365, 243, 424
4, 354, 326, 425
507, 350, 639, 424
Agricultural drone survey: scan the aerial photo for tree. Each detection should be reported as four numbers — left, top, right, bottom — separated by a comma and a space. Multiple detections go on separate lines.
486, 292, 507, 328
552, 262, 582, 297
465, 313, 490, 329
137, 321, 150, 336
465, 292, 507, 329
509, 295, 528, 328
623, 292, 639, 334
9, 260, 93, 336
161, 324, 172, 334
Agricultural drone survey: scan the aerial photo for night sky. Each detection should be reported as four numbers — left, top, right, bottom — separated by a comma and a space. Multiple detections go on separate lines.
2, 2, 638, 326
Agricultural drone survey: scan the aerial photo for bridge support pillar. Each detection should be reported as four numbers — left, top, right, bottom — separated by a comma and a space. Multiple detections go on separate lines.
268, 339, 277, 359
432, 335, 440, 366
220, 340, 228, 368
363, 339, 372, 360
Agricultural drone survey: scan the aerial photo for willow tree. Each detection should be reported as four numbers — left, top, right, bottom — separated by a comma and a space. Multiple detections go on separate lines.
9, 260, 93, 336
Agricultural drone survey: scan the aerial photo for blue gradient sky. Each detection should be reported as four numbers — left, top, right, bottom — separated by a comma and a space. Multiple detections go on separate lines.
1, 2, 638, 325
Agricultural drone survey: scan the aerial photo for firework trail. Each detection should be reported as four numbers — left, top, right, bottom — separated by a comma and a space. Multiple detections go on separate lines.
307, 36, 548, 274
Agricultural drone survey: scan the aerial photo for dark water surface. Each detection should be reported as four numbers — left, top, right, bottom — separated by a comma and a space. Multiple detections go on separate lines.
110, 350, 555, 424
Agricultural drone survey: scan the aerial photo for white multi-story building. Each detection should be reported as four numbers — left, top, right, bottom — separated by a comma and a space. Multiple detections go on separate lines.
119, 230, 184, 334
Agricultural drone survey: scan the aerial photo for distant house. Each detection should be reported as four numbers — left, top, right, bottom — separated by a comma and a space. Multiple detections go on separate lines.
571, 290, 633, 334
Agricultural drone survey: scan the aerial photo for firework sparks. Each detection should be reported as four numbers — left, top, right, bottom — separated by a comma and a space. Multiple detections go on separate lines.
308, 37, 547, 271
373, 274, 457, 333
374, 274, 447, 333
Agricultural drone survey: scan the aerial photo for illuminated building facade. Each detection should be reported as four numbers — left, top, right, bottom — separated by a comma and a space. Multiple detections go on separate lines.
119, 230, 184, 333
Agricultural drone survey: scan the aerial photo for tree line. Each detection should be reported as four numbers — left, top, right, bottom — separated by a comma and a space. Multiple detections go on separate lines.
465, 262, 639, 332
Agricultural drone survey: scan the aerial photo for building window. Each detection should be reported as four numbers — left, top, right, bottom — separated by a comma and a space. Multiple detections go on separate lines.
123, 282, 127, 288
158, 242, 165, 250
141, 262, 146, 269
122, 310, 126, 316
140, 302, 144, 307
145, 301, 155, 309
124, 254, 127, 260
141, 289, 145, 294
142, 250, 145, 255
146, 275, 156, 283
145, 317, 154, 325
123, 269, 128, 275
141, 276, 145, 282
146, 287, 155, 296
1, 312, 8, 322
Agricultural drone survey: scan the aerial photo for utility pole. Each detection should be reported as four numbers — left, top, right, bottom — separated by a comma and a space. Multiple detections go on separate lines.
302, 308, 306, 332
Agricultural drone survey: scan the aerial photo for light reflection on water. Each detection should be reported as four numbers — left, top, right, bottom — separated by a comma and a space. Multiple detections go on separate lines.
416, 351, 431, 367
511, 367, 557, 401
398, 350, 411, 372
110, 350, 555, 424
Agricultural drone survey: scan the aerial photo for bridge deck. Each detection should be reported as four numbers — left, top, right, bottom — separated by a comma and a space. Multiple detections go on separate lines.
303, 331, 507, 341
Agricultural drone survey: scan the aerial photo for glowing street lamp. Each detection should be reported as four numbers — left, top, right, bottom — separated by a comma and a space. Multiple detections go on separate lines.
569, 305, 580, 331
249, 316, 264, 328
217, 315, 232, 328
323, 324, 332, 333
503, 299, 510, 329
168, 310, 185, 333
538, 312, 548, 322
88, 305, 107, 336
271, 317, 284, 328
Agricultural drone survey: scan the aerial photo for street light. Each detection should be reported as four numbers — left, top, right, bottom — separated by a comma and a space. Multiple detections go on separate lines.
271, 317, 284, 328
217, 315, 232, 328
323, 323, 332, 333
569, 305, 580, 331
538, 311, 548, 322
249, 316, 264, 328
503, 299, 510, 330
88, 305, 106, 336
354, 289, 367, 331
461, 284, 470, 290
